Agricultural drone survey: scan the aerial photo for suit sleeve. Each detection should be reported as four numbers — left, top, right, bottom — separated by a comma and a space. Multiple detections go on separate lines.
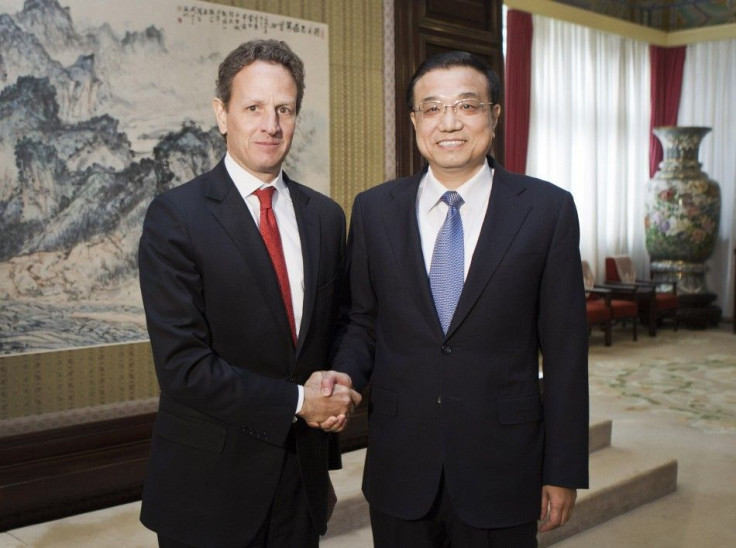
332, 194, 377, 392
138, 194, 297, 447
537, 191, 590, 489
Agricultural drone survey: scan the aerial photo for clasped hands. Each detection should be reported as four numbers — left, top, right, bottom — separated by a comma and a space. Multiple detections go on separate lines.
296, 371, 361, 433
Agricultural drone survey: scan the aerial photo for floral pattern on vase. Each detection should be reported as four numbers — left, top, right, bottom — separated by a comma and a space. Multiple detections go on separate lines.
645, 178, 720, 261
645, 126, 721, 266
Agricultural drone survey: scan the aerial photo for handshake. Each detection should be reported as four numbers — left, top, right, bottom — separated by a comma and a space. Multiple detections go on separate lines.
296, 371, 362, 433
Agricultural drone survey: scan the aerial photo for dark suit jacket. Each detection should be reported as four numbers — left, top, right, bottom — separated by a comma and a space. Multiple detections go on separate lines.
138, 159, 346, 546
334, 157, 589, 529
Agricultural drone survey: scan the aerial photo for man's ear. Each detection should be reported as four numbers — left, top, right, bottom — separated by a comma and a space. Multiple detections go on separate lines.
212, 98, 228, 135
491, 103, 502, 129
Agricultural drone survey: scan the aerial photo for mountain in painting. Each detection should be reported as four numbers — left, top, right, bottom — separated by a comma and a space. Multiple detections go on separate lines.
0, 0, 224, 341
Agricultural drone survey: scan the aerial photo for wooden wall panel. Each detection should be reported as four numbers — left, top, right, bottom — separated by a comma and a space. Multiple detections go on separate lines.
394, 0, 505, 178
0, 404, 369, 531
426, 0, 495, 32
0, 414, 154, 530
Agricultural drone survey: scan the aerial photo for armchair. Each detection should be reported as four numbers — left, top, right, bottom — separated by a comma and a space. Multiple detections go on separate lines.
604, 256, 678, 336
583, 261, 638, 343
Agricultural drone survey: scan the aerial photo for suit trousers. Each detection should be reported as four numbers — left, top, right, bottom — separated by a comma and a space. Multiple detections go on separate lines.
369, 471, 537, 548
158, 430, 318, 548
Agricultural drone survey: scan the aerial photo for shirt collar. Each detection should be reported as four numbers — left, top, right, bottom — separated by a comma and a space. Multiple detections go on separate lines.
419, 160, 493, 215
224, 152, 290, 199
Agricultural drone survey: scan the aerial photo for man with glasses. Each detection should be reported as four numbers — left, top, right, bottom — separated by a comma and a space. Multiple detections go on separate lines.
329, 50, 589, 547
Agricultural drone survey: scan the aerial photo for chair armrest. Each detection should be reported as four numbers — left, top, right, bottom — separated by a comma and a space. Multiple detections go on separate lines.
588, 286, 611, 295
605, 280, 655, 294
586, 286, 612, 306
598, 282, 640, 294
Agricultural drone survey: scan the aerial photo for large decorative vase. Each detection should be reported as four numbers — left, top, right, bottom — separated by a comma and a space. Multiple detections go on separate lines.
645, 126, 721, 294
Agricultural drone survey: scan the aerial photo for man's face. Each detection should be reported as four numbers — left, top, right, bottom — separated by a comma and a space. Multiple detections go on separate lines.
410, 65, 501, 187
213, 60, 297, 182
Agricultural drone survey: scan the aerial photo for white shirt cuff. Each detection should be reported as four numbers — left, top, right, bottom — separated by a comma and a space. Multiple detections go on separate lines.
296, 384, 305, 416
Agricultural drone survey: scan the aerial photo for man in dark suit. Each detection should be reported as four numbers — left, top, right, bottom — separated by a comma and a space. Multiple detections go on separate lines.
330, 51, 589, 547
138, 40, 360, 548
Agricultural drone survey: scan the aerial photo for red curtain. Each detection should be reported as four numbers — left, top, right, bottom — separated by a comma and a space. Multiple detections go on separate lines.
649, 45, 686, 177
504, 10, 533, 174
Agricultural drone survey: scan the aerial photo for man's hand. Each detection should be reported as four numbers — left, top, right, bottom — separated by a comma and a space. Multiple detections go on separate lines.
318, 370, 354, 395
314, 371, 359, 432
297, 371, 361, 432
538, 485, 577, 532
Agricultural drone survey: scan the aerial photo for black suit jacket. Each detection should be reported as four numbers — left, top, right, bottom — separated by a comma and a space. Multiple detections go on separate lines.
334, 157, 589, 528
138, 160, 345, 546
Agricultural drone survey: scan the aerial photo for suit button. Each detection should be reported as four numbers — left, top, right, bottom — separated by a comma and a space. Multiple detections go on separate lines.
437, 396, 442, 404
441, 345, 452, 354
289, 377, 297, 383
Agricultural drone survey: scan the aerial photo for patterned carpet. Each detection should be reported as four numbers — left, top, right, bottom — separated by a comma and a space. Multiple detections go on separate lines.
588, 325, 736, 434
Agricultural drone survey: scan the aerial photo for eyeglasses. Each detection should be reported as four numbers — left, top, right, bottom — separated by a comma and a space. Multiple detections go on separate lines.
411, 99, 492, 120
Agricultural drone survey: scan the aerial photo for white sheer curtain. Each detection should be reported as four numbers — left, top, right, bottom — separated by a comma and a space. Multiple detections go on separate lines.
525, 15, 651, 283
678, 39, 736, 318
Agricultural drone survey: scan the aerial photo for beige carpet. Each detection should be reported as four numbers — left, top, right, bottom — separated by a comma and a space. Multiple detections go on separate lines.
587, 325, 736, 435
1, 324, 734, 547
556, 324, 736, 547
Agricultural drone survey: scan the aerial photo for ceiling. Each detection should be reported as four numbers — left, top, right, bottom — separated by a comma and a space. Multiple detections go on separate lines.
552, 0, 736, 31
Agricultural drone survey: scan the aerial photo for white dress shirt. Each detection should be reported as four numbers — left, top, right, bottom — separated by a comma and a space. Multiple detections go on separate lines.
224, 152, 305, 413
416, 161, 494, 279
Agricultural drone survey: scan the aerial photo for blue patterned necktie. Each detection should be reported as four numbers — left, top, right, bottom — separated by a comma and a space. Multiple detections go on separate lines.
429, 191, 465, 334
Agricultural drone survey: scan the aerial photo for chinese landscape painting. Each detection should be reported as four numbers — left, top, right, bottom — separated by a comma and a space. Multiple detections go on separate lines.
0, 0, 330, 354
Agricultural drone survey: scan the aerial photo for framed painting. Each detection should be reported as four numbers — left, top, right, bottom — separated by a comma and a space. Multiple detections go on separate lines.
0, 0, 330, 355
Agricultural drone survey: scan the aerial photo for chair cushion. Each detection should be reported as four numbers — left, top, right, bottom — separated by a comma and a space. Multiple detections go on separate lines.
609, 299, 638, 319
586, 301, 610, 323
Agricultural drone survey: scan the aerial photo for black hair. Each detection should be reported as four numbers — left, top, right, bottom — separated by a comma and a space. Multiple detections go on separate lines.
406, 50, 501, 108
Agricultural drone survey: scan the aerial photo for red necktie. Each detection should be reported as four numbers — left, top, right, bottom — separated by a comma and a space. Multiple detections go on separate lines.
253, 187, 297, 345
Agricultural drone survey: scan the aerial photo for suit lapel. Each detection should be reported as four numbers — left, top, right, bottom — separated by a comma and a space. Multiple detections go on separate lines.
288, 177, 319, 358
381, 173, 445, 338
206, 162, 295, 347
446, 163, 532, 337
